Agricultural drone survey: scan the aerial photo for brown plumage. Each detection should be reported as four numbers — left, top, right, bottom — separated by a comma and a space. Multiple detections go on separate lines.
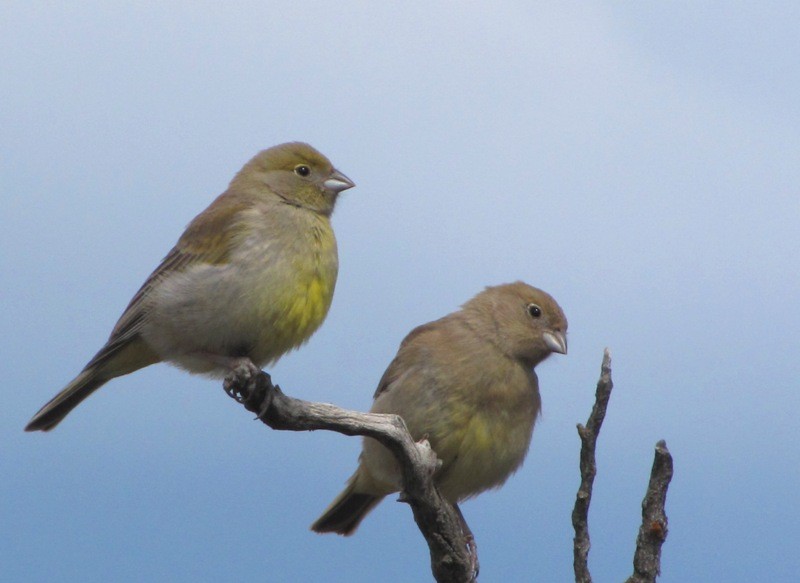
312, 282, 567, 535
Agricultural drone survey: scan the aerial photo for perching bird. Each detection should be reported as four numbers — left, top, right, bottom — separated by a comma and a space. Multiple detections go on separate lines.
26, 142, 354, 432
311, 281, 567, 535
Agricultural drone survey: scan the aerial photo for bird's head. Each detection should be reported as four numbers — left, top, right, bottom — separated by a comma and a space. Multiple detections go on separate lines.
233, 142, 355, 216
464, 281, 568, 367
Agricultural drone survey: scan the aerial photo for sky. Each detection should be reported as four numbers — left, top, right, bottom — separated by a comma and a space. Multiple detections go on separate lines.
2, 2, 799, 581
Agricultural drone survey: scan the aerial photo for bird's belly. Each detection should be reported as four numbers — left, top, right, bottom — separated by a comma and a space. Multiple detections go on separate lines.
142, 244, 337, 374
361, 405, 536, 502
436, 409, 535, 502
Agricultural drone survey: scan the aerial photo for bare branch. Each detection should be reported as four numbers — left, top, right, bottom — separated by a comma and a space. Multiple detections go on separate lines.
572, 348, 613, 583
571, 350, 674, 583
223, 369, 476, 583
625, 441, 673, 583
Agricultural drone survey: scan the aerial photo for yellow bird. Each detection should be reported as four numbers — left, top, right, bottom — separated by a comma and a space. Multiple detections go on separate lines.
26, 142, 354, 432
312, 282, 567, 535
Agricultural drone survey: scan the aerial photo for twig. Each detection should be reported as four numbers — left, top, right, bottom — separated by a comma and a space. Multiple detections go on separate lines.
572, 348, 613, 583
625, 441, 673, 583
223, 368, 476, 583
571, 350, 673, 583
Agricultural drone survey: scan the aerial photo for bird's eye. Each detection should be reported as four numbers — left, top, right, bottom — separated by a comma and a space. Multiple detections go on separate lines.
527, 303, 542, 318
294, 165, 311, 177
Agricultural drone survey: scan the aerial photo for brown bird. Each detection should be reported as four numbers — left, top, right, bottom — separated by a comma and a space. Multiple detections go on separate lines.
312, 281, 567, 535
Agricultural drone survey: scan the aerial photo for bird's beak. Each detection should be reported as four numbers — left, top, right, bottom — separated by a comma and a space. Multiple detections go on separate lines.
322, 169, 355, 193
543, 330, 567, 355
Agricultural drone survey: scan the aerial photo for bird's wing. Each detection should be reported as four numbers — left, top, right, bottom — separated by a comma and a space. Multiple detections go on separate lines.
85, 196, 252, 370
372, 317, 450, 399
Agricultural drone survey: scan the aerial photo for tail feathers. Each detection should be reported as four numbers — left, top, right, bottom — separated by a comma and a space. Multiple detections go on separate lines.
25, 369, 108, 432
311, 479, 384, 536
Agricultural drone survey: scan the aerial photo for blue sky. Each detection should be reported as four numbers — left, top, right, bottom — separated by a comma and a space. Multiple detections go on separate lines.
2, 2, 799, 581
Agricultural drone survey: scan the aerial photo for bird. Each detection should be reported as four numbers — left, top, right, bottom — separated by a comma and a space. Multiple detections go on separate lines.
25, 142, 355, 432
311, 281, 567, 535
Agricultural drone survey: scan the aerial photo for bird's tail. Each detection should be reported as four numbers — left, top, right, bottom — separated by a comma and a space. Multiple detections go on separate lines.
311, 474, 385, 536
25, 369, 109, 432
26, 332, 160, 432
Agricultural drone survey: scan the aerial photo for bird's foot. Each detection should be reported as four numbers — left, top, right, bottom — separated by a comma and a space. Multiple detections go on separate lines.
465, 533, 479, 579
223, 359, 270, 413
453, 503, 480, 579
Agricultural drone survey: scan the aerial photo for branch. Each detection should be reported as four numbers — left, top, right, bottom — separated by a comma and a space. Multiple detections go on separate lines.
572, 348, 613, 583
571, 350, 674, 583
625, 441, 673, 583
223, 368, 476, 583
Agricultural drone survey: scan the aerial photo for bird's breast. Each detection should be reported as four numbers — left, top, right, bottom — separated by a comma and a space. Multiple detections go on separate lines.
246, 215, 339, 364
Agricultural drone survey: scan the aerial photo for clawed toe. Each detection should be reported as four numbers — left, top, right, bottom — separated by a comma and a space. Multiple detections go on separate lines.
224, 360, 259, 400
223, 362, 273, 416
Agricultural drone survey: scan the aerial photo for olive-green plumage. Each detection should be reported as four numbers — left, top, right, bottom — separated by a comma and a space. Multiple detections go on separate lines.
26, 142, 354, 432
311, 282, 567, 535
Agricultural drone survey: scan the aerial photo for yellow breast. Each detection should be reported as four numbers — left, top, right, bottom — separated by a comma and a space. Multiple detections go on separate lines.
251, 219, 338, 363
284, 268, 335, 340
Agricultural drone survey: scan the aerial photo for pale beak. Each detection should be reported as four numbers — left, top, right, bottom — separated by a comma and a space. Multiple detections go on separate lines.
543, 330, 567, 355
322, 169, 355, 193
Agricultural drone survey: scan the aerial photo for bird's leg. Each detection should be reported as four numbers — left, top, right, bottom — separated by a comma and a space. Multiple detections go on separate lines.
195, 353, 261, 377
226, 356, 262, 382
453, 503, 480, 579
